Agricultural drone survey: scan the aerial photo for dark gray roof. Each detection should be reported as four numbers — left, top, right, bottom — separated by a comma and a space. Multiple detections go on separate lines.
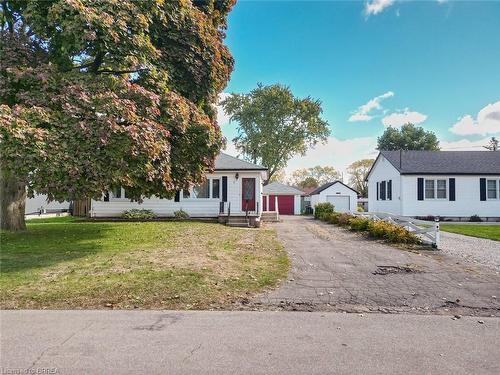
263, 182, 304, 195
380, 150, 500, 175
214, 153, 267, 171
309, 181, 359, 195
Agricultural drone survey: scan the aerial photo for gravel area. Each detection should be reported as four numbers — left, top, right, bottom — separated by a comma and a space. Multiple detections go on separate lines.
439, 231, 500, 272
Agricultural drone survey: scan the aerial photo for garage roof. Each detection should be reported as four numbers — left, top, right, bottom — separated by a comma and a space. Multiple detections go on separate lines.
309, 181, 359, 195
263, 182, 304, 195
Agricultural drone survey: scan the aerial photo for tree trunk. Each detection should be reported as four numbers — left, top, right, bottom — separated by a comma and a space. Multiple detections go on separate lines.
0, 168, 27, 232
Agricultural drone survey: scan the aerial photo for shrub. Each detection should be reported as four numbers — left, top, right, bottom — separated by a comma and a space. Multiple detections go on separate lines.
469, 215, 482, 222
349, 217, 370, 231
357, 206, 364, 213
324, 212, 340, 224
367, 221, 420, 244
174, 209, 190, 219
314, 202, 334, 219
337, 213, 355, 227
121, 209, 157, 220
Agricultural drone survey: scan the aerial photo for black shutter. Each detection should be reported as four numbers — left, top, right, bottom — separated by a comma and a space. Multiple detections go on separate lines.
381, 181, 386, 200
104, 192, 109, 202
417, 178, 424, 201
480, 178, 486, 201
222, 176, 228, 202
376, 182, 379, 200
387, 180, 392, 200
449, 178, 455, 201
174, 191, 180, 202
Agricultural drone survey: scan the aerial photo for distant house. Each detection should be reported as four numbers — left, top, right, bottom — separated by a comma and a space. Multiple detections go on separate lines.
89, 153, 268, 226
25, 194, 70, 215
310, 181, 359, 213
262, 182, 303, 215
366, 150, 500, 220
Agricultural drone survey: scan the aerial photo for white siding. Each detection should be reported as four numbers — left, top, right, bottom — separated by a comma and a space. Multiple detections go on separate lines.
91, 171, 264, 218
294, 195, 301, 215
311, 182, 358, 213
401, 175, 500, 217
25, 194, 70, 214
367, 155, 402, 215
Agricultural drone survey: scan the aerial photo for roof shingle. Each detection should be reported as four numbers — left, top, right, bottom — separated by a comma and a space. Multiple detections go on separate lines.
214, 153, 267, 171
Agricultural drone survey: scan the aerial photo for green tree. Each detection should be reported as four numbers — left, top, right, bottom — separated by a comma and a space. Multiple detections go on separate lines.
347, 159, 374, 197
377, 124, 440, 151
484, 137, 499, 151
290, 166, 340, 188
0, 0, 235, 231
269, 169, 287, 184
222, 84, 330, 183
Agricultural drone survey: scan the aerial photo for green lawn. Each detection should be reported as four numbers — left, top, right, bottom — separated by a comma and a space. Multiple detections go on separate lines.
440, 224, 500, 241
1, 218, 289, 309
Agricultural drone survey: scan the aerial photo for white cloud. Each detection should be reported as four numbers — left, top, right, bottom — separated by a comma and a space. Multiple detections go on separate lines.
449, 101, 500, 136
348, 91, 394, 122
364, 0, 395, 16
440, 137, 496, 151
216, 92, 231, 126
381, 109, 427, 128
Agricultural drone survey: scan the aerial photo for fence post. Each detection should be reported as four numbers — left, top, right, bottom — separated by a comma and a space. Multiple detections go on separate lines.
434, 217, 440, 249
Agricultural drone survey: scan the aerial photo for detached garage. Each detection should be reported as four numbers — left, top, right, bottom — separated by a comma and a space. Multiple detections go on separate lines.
262, 182, 303, 215
310, 181, 358, 213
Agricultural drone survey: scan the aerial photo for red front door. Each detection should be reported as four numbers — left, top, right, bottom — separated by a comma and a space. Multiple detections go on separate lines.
242, 178, 256, 212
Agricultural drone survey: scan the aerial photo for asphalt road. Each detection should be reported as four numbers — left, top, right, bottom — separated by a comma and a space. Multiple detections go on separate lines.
1, 310, 499, 374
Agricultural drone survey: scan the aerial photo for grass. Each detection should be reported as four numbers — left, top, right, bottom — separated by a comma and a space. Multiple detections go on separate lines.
0, 218, 289, 309
440, 224, 500, 241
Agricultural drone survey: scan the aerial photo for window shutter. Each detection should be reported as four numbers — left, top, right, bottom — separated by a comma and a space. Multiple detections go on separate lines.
417, 178, 424, 201
222, 176, 228, 202
376, 182, 379, 201
103, 192, 110, 202
174, 191, 180, 202
479, 178, 486, 201
449, 178, 455, 201
387, 180, 392, 200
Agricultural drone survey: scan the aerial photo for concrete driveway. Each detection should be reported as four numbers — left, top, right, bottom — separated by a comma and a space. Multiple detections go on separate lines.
1, 310, 499, 375
253, 216, 500, 316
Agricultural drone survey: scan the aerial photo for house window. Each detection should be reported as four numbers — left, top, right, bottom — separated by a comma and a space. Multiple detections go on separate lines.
425, 179, 447, 200
436, 179, 447, 199
192, 180, 210, 199
112, 187, 122, 199
212, 179, 220, 199
487, 179, 498, 199
380, 181, 386, 200
183, 190, 190, 199
425, 179, 435, 199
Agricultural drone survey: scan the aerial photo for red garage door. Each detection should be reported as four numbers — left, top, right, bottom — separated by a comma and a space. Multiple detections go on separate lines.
265, 195, 295, 215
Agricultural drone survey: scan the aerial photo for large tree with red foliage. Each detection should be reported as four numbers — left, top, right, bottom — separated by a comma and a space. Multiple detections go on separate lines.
0, 0, 235, 231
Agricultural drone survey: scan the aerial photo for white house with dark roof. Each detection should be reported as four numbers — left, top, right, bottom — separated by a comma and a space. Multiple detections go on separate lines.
367, 150, 500, 220
90, 153, 268, 225
309, 181, 359, 213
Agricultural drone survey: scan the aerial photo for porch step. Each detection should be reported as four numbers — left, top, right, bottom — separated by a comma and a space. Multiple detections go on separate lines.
226, 217, 250, 228
227, 222, 250, 228
261, 211, 279, 222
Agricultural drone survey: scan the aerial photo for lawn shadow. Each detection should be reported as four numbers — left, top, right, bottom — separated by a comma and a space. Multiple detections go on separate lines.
1, 219, 111, 274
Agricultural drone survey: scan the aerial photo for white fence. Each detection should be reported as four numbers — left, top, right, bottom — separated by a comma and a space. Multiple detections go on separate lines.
354, 212, 440, 249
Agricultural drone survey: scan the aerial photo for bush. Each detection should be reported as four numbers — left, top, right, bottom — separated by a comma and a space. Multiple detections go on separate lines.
337, 213, 355, 227
174, 209, 190, 219
324, 212, 340, 224
121, 209, 157, 220
367, 221, 420, 244
357, 206, 364, 213
349, 217, 370, 231
469, 215, 482, 222
314, 202, 334, 219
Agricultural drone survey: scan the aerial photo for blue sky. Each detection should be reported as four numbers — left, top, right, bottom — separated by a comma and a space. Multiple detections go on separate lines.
218, 0, 500, 173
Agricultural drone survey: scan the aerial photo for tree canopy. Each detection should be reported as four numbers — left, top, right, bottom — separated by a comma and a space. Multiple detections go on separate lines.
0, 0, 235, 230
377, 123, 440, 151
222, 84, 330, 182
290, 166, 340, 189
346, 159, 374, 197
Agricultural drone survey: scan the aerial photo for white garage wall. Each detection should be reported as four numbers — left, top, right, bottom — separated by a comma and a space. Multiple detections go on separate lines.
311, 182, 358, 213
25, 194, 70, 214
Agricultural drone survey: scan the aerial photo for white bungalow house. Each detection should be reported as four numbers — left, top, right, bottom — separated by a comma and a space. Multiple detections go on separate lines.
89, 153, 268, 226
310, 181, 359, 213
367, 150, 500, 221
